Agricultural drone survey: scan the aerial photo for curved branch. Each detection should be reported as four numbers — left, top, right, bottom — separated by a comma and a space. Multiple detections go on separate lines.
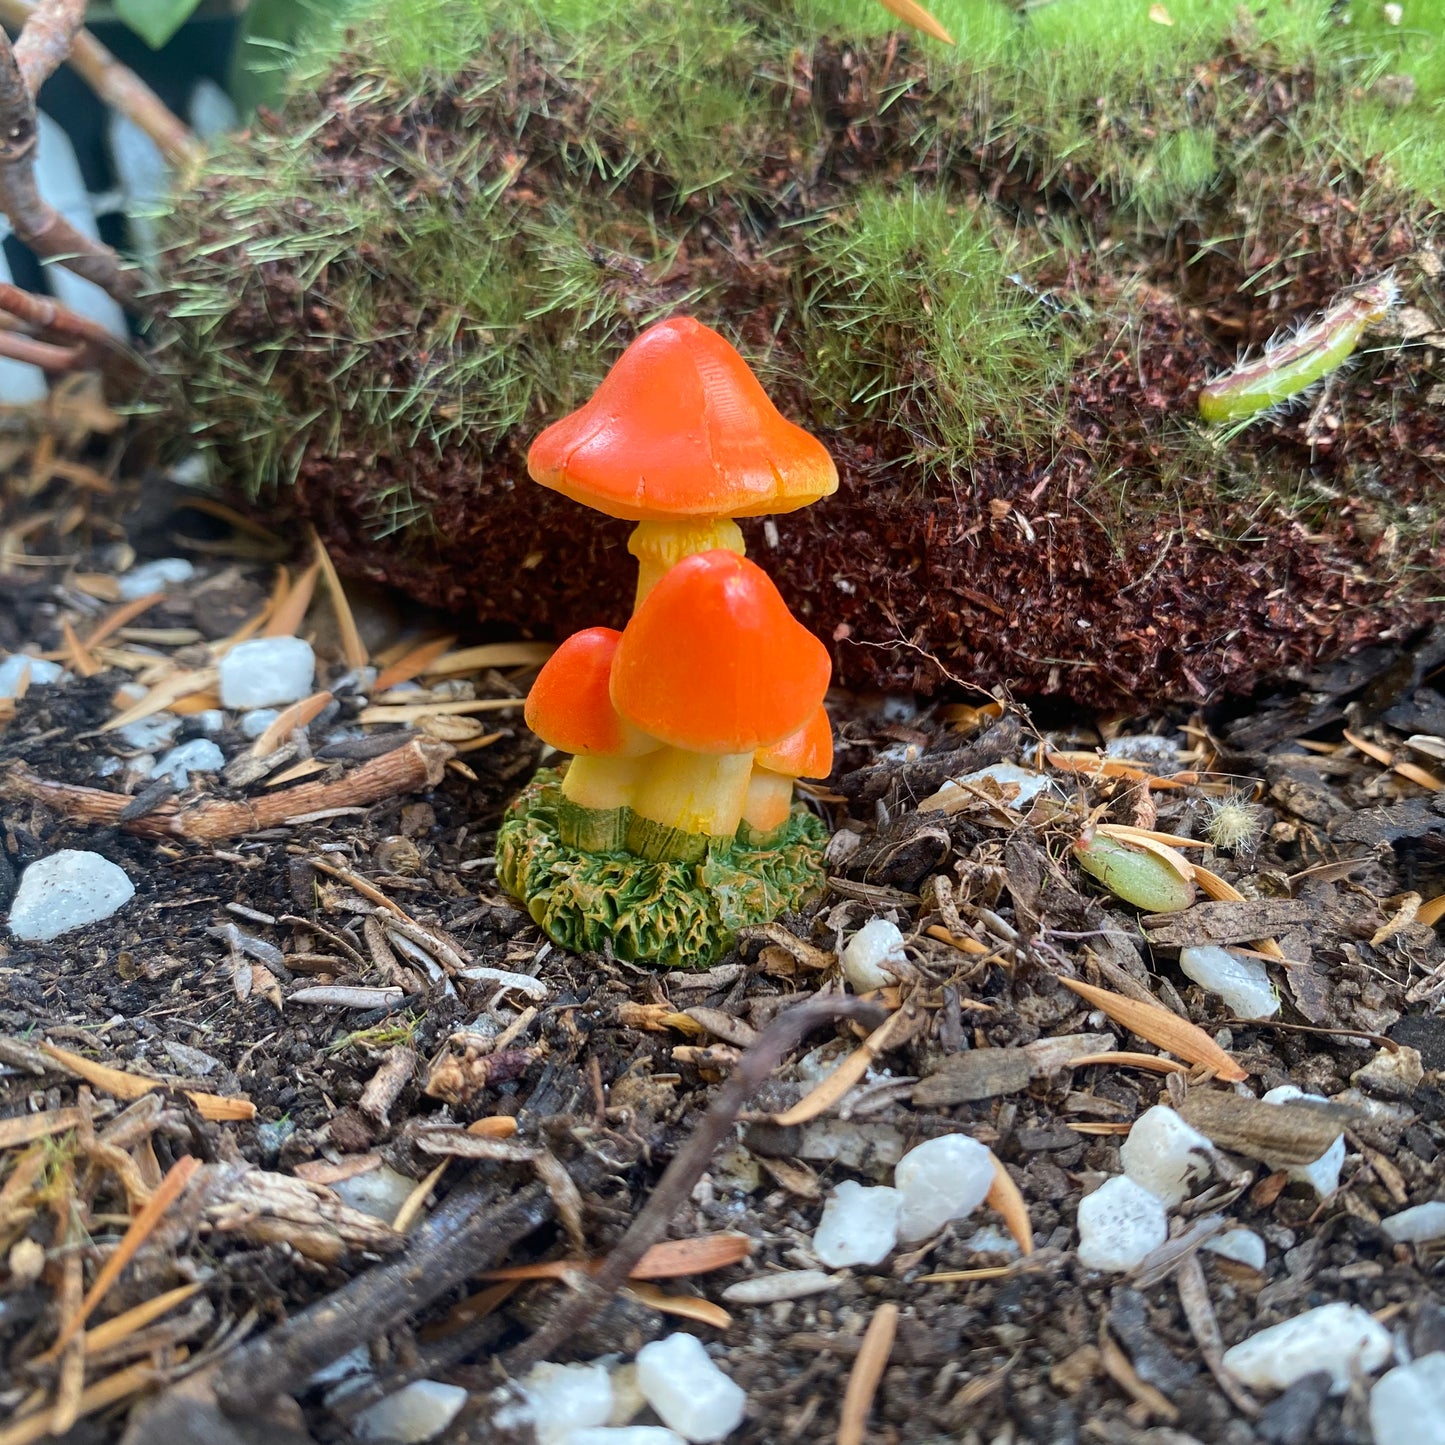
11, 0, 83, 92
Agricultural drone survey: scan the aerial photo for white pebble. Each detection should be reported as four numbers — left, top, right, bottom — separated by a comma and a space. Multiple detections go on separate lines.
240, 708, 281, 738
154, 738, 225, 786
812, 1180, 901, 1267
8, 850, 135, 942
721, 1270, 835, 1305
635, 1333, 746, 1443
1120, 1105, 1213, 1207
194, 709, 226, 734
117, 557, 194, 600
352, 1380, 467, 1443
894, 1133, 994, 1242
958, 762, 1058, 806
962, 1223, 1021, 1258
1381, 1200, 1445, 1244
1203, 1228, 1267, 1271
1221, 1301, 1392, 1394
841, 918, 907, 992
117, 712, 179, 750
1076, 1176, 1168, 1272
0, 654, 63, 698
1370, 1353, 1445, 1445
522, 1361, 613, 1443
1179, 945, 1279, 1019
219, 636, 316, 709
1261, 1086, 1346, 1196
328, 1165, 418, 1224
565, 1430, 686, 1445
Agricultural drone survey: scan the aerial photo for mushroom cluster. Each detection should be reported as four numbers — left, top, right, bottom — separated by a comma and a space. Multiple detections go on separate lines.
497, 318, 839, 967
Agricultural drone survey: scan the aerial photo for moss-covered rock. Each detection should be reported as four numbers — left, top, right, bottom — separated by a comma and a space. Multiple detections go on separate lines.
153, 0, 1445, 707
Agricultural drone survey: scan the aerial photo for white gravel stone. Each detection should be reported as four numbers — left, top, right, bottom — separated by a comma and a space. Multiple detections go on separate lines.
1119, 1105, 1214, 1206
328, 1165, 417, 1224
1203, 1228, 1267, 1271
1179, 945, 1279, 1019
1261, 1086, 1346, 1195
521, 1361, 613, 1443
8, 850, 135, 942
154, 738, 225, 786
894, 1133, 995, 1242
812, 1180, 901, 1267
565, 1430, 686, 1445
352, 1381, 467, 1443
1370, 1353, 1445, 1445
194, 709, 226, 733
635, 1333, 746, 1443
240, 708, 281, 739
1222, 1301, 1392, 1394
117, 712, 179, 750
841, 918, 907, 992
959, 762, 1058, 806
118, 557, 194, 600
1076, 1176, 1168, 1272
0, 654, 63, 697
1381, 1200, 1445, 1244
219, 636, 315, 709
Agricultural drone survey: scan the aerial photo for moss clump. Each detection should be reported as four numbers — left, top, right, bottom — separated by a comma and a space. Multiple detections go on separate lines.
496, 769, 827, 968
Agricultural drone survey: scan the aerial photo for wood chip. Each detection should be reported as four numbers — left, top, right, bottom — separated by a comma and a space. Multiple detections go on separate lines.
1178, 1090, 1356, 1165
1056, 978, 1249, 1081
1141, 899, 1312, 949
837, 1302, 899, 1445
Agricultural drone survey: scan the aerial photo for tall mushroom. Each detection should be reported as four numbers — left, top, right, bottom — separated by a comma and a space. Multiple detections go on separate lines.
523, 627, 659, 851
526, 316, 838, 608
609, 549, 831, 862
742, 705, 834, 845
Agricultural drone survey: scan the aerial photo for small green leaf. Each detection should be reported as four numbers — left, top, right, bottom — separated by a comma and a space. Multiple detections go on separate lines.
1073, 833, 1196, 914
114, 0, 204, 50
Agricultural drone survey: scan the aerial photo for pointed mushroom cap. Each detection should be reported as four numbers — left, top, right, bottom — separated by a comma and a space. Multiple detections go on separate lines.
755, 705, 833, 780
610, 550, 831, 754
527, 316, 838, 522
524, 627, 656, 757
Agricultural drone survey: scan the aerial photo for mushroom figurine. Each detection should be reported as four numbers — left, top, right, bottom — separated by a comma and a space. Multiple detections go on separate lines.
608, 549, 831, 863
522, 626, 659, 852
741, 705, 834, 847
526, 316, 838, 608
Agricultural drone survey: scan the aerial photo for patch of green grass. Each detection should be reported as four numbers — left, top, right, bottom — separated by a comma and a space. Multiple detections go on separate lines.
798, 187, 1079, 468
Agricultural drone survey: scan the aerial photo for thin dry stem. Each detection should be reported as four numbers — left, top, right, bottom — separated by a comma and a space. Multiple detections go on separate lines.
10, 0, 83, 91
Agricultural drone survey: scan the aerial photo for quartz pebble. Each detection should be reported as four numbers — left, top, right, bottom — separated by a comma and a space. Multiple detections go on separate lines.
154, 738, 225, 786
1179, 944, 1279, 1019
521, 1361, 613, 1443
565, 1431, 686, 1445
1203, 1228, 1267, 1271
959, 762, 1057, 806
0, 654, 63, 697
841, 918, 907, 992
1221, 1301, 1393, 1394
1369, 1353, 1445, 1445
894, 1133, 994, 1242
1381, 1200, 1445, 1244
635, 1333, 746, 1443
328, 1165, 418, 1224
1119, 1105, 1213, 1206
352, 1381, 467, 1443
118, 557, 194, 599
812, 1180, 901, 1267
241, 708, 281, 739
219, 636, 316, 709
1076, 1175, 1168, 1272
8, 850, 135, 942
117, 713, 180, 750
1261, 1086, 1346, 1196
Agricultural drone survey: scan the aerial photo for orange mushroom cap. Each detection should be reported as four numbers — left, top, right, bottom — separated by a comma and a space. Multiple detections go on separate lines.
525, 627, 655, 757
610, 550, 831, 754
526, 316, 838, 522
755, 705, 833, 780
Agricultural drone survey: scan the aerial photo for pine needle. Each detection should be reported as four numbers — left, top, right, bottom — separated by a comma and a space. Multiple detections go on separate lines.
263, 558, 320, 638
250, 691, 333, 756
480, 1232, 753, 1281
80, 592, 164, 650
374, 635, 456, 691
837, 1302, 899, 1445
309, 526, 368, 669
39, 1042, 256, 1120
985, 1152, 1034, 1256
623, 1283, 731, 1329
424, 641, 554, 674
83, 1283, 203, 1354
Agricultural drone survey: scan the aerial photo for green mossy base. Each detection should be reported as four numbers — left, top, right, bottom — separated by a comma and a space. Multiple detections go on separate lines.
496, 769, 827, 969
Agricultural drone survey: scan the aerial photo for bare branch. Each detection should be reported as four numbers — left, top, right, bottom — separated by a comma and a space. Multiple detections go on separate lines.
0, 0, 201, 168
0, 26, 146, 308
11, 0, 84, 92
0, 327, 78, 367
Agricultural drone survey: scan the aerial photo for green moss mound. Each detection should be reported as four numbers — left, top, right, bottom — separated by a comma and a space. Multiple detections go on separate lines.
496, 769, 827, 968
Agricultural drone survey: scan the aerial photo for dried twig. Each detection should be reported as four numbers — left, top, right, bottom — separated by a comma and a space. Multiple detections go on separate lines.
5, 737, 455, 840
9, 0, 82, 90
506, 995, 887, 1371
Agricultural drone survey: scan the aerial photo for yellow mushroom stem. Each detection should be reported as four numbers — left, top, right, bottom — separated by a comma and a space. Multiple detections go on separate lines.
626, 747, 753, 863
628, 517, 745, 609
741, 766, 796, 839
559, 754, 650, 853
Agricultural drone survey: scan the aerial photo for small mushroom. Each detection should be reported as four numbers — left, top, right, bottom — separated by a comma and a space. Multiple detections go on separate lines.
609, 549, 831, 862
742, 705, 833, 845
524, 626, 659, 850
527, 316, 838, 608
